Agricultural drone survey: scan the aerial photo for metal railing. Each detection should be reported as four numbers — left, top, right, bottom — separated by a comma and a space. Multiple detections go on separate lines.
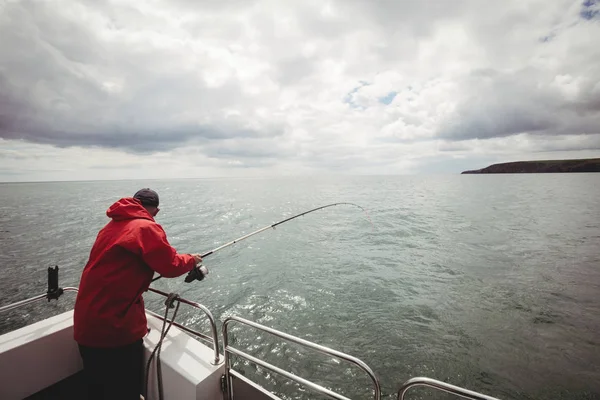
397, 377, 501, 400
146, 287, 222, 365
0, 287, 79, 314
222, 316, 382, 400
1, 269, 502, 400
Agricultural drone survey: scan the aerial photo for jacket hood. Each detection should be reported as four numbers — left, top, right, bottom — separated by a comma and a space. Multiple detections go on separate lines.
106, 197, 154, 221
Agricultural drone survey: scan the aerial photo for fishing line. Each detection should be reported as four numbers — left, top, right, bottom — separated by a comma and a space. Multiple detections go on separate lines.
151, 202, 372, 283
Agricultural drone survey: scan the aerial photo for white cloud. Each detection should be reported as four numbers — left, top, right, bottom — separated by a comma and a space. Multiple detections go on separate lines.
1, 0, 599, 181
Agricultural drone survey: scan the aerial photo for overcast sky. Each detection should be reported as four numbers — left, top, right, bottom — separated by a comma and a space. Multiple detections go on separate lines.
1, 0, 599, 181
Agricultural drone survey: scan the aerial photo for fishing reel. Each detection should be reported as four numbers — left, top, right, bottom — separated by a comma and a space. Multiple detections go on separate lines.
184, 264, 209, 283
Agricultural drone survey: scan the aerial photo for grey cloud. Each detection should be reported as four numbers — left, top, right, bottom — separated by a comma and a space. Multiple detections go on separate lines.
0, 168, 26, 176
437, 142, 472, 153
204, 142, 292, 160
2, 123, 260, 153
293, 143, 401, 172
438, 68, 600, 141
0, 68, 276, 153
346, 0, 466, 34
88, 163, 143, 170
0, 1, 281, 154
275, 57, 317, 85
0, 149, 30, 161
169, 0, 259, 12
436, 133, 600, 155
219, 159, 277, 169
197, 137, 299, 169
532, 134, 600, 153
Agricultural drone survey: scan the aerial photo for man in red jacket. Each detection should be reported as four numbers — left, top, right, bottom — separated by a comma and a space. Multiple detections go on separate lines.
73, 188, 206, 400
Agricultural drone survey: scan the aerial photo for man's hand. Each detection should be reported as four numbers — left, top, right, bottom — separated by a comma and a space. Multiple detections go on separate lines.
192, 254, 202, 264
184, 264, 209, 283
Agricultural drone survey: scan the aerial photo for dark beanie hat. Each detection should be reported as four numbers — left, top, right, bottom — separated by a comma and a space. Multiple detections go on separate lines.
133, 188, 159, 207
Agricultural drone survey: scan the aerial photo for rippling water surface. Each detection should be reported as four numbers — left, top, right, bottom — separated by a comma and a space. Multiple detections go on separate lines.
1, 175, 599, 399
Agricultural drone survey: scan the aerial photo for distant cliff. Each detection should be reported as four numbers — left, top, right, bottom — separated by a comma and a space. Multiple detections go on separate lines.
461, 158, 600, 174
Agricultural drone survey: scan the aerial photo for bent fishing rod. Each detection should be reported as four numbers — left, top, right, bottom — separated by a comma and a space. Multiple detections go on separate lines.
151, 202, 372, 283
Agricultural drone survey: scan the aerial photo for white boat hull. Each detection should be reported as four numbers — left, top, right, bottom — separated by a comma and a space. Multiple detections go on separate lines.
0, 310, 231, 400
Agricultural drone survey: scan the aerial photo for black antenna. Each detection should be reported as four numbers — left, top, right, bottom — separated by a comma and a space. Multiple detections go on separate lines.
47, 265, 64, 301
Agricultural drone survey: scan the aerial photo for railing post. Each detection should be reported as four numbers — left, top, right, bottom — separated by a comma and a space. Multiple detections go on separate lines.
397, 377, 501, 400
221, 319, 233, 400
146, 288, 222, 365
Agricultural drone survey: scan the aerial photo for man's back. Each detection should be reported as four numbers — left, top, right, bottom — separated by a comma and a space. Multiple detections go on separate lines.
73, 190, 203, 399
73, 197, 196, 347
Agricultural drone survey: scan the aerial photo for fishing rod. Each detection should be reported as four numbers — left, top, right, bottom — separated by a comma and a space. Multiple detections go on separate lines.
151, 202, 372, 283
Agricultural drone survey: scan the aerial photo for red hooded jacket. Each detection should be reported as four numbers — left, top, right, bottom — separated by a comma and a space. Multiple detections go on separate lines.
73, 197, 196, 347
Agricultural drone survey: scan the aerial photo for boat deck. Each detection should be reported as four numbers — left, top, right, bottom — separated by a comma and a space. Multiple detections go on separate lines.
25, 371, 87, 400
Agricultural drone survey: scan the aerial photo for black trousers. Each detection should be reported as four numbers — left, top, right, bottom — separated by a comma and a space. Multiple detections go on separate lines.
78, 339, 144, 400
